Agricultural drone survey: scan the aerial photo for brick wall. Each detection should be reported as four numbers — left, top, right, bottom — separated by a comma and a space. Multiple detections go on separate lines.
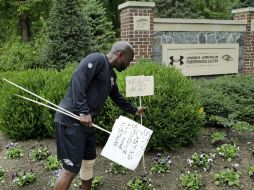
234, 10, 254, 74
119, 3, 155, 62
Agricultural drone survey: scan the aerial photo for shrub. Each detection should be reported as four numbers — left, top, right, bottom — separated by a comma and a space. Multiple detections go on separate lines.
194, 75, 254, 125
96, 60, 205, 150
0, 36, 43, 72
0, 64, 75, 140
82, 0, 116, 53
0, 69, 58, 140
40, 0, 92, 70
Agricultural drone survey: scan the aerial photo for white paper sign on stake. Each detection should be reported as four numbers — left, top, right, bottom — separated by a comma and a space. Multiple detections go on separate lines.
101, 116, 153, 170
126, 76, 154, 97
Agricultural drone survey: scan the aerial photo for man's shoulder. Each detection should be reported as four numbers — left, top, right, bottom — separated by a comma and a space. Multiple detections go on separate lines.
85, 52, 105, 62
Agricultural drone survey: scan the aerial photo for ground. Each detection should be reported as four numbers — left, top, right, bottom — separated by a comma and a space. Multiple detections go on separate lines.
0, 127, 254, 190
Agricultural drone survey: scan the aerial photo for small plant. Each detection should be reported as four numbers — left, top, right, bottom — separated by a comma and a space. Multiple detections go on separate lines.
210, 132, 226, 145
30, 146, 50, 161
187, 152, 214, 171
92, 176, 104, 190
248, 165, 254, 180
13, 170, 37, 187
179, 171, 203, 190
151, 153, 172, 175
0, 166, 5, 183
127, 176, 154, 190
216, 143, 239, 161
44, 155, 61, 170
5, 147, 24, 159
233, 121, 253, 132
73, 176, 103, 189
108, 162, 127, 174
214, 168, 241, 186
251, 145, 254, 155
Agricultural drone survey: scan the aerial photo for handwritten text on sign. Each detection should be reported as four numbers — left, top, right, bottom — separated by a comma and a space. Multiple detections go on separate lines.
126, 76, 154, 97
101, 116, 153, 170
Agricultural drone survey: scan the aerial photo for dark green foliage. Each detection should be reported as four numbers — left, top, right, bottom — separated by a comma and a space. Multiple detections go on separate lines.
0, 35, 44, 72
238, 0, 254, 7
0, 61, 203, 150
0, 64, 76, 140
195, 75, 254, 126
0, 70, 55, 140
82, 0, 116, 53
153, 0, 198, 18
98, 0, 125, 37
153, 0, 239, 19
96, 60, 205, 150
192, 0, 239, 19
40, 0, 92, 70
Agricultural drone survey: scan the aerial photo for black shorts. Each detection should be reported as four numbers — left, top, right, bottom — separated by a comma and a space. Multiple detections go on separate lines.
55, 122, 96, 173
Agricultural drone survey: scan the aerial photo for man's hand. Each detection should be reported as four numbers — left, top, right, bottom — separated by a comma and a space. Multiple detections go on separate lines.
80, 114, 93, 127
135, 107, 146, 116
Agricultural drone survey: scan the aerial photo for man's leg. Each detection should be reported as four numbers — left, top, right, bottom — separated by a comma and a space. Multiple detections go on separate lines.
80, 159, 96, 190
54, 168, 76, 190
81, 179, 93, 190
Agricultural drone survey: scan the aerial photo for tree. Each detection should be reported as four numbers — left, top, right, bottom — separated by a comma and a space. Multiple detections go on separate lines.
0, 0, 51, 42
98, 0, 126, 37
82, 0, 116, 53
238, 0, 254, 7
153, 0, 198, 18
152, 0, 240, 19
40, 0, 92, 70
192, 0, 240, 19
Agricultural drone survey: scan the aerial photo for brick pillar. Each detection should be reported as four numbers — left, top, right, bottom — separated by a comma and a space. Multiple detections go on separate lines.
118, 1, 155, 62
233, 7, 254, 74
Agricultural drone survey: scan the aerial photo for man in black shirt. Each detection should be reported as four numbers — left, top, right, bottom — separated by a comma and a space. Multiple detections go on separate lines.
54, 41, 145, 190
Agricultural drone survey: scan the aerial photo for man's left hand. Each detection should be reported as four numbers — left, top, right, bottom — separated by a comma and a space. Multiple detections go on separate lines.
135, 107, 146, 116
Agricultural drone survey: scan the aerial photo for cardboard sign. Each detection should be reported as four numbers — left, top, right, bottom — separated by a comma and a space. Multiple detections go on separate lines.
126, 76, 154, 97
101, 116, 153, 170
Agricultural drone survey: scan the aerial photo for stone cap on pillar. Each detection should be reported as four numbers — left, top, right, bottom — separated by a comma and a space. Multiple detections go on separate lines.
232, 7, 254, 14
118, 1, 155, 10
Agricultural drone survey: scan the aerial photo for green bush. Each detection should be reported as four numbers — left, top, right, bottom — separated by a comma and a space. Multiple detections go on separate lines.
0, 36, 43, 72
40, 0, 92, 70
0, 70, 56, 140
0, 64, 76, 140
194, 75, 254, 125
82, 0, 116, 53
96, 60, 205, 150
0, 61, 204, 151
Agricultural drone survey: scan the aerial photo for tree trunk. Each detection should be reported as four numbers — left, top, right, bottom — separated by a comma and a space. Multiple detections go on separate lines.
20, 13, 31, 41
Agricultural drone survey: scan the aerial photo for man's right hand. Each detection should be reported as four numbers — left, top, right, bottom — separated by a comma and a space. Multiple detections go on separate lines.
80, 114, 93, 127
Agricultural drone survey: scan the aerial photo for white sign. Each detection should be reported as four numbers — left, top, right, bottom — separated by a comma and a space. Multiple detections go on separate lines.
162, 44, 239, 76
101, 116, 153, 170
126, 76, 154, 97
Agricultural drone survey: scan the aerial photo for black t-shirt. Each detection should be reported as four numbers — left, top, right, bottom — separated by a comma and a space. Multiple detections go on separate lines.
54, 52, 137, 130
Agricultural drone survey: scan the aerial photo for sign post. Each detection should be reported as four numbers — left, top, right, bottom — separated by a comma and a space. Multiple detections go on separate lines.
125, 75, 154, 173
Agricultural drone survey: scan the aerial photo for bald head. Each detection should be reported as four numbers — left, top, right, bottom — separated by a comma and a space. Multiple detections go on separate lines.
107, 41, 134, 72
110, 41, 134, 59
